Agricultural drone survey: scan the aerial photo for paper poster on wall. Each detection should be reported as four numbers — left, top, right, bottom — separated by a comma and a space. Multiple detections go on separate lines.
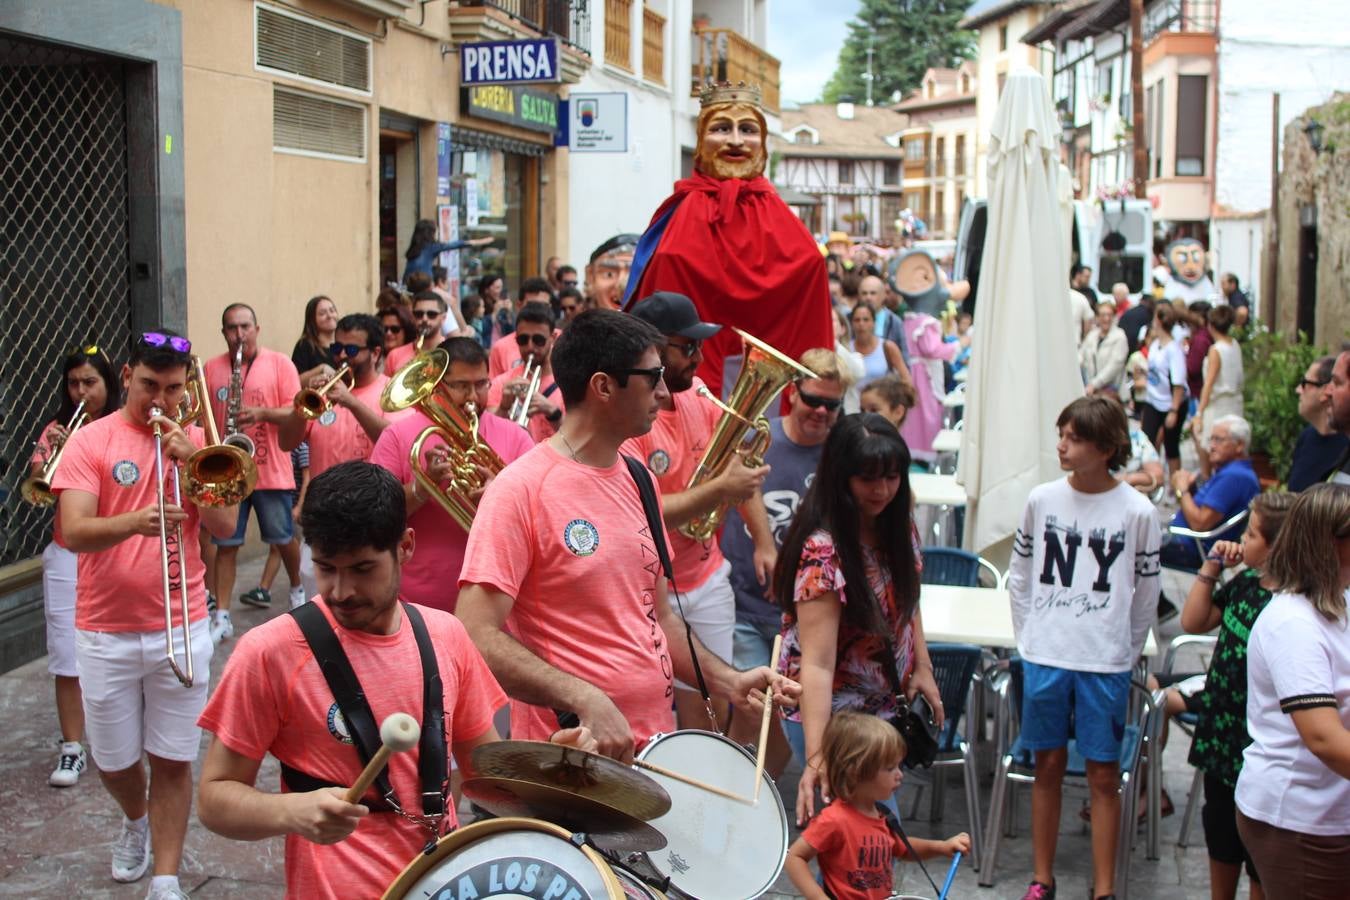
488, 151, 506, 217
568, 92, 627, 152
463, 150, 479, 176
437, 204, 459, 288
436, 123, 452, 202
465, 179, 480, 227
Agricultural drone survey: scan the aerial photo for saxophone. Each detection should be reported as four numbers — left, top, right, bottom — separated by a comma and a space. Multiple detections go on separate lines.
223, 343, 257, 457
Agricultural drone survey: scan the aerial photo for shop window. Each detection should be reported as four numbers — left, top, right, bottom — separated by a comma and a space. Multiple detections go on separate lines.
447, 143, 529, 300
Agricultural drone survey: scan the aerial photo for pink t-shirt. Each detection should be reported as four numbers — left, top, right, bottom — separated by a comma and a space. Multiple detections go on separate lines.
198, 600, 505, 900
302, 374, 407, 477
383, 341, 428, 378
51, 412, 209, 632
459, 442, 676, 745
487, 332, 521, 378
486, 369, 566, 444
369, 407, 533, 612
621, 380, 725, 591
203, 347, 301, 490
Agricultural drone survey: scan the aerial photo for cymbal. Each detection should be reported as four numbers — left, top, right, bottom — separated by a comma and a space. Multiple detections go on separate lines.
471, 741, 671, 821
462, 776, 667, 852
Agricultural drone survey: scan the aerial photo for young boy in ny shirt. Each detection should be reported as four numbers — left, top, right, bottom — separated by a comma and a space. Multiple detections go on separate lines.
1008, 396, 1161, 900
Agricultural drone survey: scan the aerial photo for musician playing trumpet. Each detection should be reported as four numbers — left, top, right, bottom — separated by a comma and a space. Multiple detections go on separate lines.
203, 303, 305, 638
487, 303, 565, 443
53, 332, 240, 897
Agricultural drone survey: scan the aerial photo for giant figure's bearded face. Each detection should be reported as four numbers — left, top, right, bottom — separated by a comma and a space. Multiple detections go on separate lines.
694, 102, 768, 180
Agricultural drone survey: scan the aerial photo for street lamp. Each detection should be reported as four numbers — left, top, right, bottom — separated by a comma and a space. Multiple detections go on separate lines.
1304, 118, 1325, 154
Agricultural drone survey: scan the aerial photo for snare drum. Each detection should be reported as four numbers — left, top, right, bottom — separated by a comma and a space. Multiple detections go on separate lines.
635, 730, 788, 899
382, 817, 625, 900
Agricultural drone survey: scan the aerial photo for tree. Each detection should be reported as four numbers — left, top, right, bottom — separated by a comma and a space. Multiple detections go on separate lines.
821, 0, 977, 105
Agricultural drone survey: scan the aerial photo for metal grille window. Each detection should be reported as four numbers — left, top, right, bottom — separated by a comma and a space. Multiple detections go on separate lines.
255, 3, 372, 94
0, 34, 134, 569
273, 86, 367, 162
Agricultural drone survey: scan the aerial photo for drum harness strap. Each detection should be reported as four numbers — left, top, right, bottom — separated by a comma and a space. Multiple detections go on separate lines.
879, 802, 942, 898
280, 601, 448, 837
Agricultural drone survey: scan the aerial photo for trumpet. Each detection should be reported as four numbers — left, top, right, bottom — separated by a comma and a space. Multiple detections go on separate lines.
679, 328, 817, 541
381, 347, 505, 532
415, 323, 430, 352
21, 401, 89, 506
294, 364, 352, 420
508, 357, 542, 427
179, 356, 259, 507
150, 406, 194, 687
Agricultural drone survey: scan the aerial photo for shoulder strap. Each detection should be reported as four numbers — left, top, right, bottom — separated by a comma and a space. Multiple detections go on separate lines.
402, 603, 447, 817
878, 802, 941, 896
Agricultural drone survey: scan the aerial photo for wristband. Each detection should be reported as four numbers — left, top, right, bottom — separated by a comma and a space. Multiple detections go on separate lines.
1206, 549, 1224, 563
1195, 574, 1217, 586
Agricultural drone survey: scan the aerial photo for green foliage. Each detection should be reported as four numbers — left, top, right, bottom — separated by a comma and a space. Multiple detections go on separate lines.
821, 0, 977, 105
1237, 326, 1323, 483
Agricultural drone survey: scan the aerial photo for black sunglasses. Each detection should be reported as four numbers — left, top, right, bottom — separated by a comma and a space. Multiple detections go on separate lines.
668, 338, 702, 357
140, 332, 191, 353
604, 366, 665, 389
412, 309, 441, 319
797, 387, 842, 411
515, 332, 548, 348
560, 279, 579, 288
384, 324, 405, 335
1297, 377, 1329, 390
329, 342, 365, 358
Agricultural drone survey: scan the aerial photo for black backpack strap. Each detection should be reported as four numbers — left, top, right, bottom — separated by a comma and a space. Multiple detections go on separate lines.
402, 603, 446, 817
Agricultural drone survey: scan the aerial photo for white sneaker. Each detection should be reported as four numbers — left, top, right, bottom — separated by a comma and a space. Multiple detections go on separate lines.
145, 877, 190, 899
111, 817, 151, 883
209, 610, 234, 644
289, 586, 307, 609
49, 740, 86, 787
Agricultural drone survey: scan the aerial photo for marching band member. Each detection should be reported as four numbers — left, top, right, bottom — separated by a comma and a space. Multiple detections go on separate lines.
281, 313, 406, 601
53, 332, 239, 897
621, 292, 776, 729
486, 277, 554, 377
197, 461, 593, 900
203, 304, 305, 638
487, 303, 565, 443
384, 291, 448, 377
369, 338, 533, 612
457, 309, 800, 763
30, 344, 121, 788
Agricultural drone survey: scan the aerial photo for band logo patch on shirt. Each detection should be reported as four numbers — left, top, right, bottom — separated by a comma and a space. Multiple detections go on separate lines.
327, 703, 353, 744
215, 386, 229, 402
318, 409, 338, 427
563, 519, 600, 557
646, 449, 671, 476
111, 460, 140, 486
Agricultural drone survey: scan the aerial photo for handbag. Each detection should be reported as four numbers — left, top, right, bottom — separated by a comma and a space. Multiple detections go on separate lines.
870, 595, 940, 769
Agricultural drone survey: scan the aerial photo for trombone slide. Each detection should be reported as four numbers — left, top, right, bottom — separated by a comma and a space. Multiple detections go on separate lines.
151, 407, 194, 688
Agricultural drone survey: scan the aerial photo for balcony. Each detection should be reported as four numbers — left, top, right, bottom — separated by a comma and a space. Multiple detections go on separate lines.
642, 6, 666, 84
1143, 0, 1216, 43
690, 28, 781, 114
453, 1, 592, 55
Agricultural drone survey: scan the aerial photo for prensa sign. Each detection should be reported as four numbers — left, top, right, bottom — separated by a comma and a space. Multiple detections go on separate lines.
460, 38, 561, 85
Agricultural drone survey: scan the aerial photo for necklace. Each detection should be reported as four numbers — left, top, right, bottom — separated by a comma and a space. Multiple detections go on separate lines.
559, 432, 580, 461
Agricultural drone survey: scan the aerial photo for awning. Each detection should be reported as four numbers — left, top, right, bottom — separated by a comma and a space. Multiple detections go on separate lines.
775, 185, 822, 205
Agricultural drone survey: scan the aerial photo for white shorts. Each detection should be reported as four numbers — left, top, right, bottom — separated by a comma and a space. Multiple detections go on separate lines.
42, 542, 78, 677
76, 625, 214, 771
670, 559, 736, 691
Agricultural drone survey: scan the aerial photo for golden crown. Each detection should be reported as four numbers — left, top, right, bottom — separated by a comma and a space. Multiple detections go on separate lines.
698, 81, 763, 109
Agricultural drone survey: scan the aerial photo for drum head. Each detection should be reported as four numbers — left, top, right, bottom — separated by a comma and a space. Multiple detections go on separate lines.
613, 867, 668, 899
636, 731, 788, 899
382, 817, 623, 900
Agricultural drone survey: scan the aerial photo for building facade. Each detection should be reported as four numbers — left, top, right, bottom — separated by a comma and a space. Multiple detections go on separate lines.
892, 64, 979, 238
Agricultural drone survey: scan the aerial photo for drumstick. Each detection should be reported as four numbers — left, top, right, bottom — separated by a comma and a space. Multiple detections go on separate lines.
752, 633, 784, 804
632, 759, 750, 804
344, 713, 420, 804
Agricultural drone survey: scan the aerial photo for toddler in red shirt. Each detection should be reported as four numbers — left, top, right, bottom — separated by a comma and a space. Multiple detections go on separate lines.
786, 712, 969, 900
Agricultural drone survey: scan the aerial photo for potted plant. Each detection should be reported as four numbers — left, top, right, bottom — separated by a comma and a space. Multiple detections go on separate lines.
1238, 326, 1323, 486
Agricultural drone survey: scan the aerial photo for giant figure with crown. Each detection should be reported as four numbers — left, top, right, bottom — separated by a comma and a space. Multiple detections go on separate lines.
622, 82, 834, 398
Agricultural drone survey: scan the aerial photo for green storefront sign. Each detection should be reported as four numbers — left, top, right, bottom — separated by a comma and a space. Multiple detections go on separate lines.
462, 85, 558, 135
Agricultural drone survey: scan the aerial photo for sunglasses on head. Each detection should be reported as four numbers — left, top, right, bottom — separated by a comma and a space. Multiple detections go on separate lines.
516, 332, 548, 348
412, 308, 441, 319
140, 332, 191, 353
67, 343, 108, 360
604, 366, 665, 389
329, 342, 365, 358
797, 387, 842, 411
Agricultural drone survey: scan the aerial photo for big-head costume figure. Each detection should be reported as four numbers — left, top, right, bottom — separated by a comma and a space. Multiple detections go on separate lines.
622, 82, 833, 398
1161, 237, 1216, 306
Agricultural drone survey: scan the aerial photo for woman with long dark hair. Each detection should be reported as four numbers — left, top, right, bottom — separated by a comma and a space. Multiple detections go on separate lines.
291, 295, 338, 383
30, 344, 121, 788
402, 218, 493, 283
773, 413, 941, 825
380, 305, 416, 358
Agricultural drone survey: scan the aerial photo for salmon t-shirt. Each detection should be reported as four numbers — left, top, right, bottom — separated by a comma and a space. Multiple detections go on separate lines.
34, 419, 69, 548
487, 332, 522, 379
459, 442, 676, 745
203, 347, 300, 490
621, 379, 725, 591
51, 412, 209, 632
302, 374, 408, 477
198, 601, 505, 900
383, 341, 425, 378
486, 369, 566, 444
369, 407, 534, 612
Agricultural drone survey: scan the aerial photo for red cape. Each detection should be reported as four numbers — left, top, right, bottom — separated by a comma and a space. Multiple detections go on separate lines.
628, 172, 833, 399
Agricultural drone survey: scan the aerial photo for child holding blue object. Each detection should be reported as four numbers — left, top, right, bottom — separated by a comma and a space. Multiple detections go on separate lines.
1008, 396, 1161, 900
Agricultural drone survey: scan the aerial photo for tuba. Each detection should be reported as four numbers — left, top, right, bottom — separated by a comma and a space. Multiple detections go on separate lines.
381, 347, 505, 532
21, 401, 88, 506
177, 356, 259, 506
679, 328, 818, 541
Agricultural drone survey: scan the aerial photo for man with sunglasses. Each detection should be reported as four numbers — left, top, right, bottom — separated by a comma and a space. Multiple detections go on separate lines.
488, 277, 555, 378
458, 309, 799, 763
621, 292, 775, 730
204, 304, 305, 639
720, 347, 852, 774
558, 286, 584, 326
1288, 355, 1348, 492
370, 338, 534, 612
384, 291, 448, 377
488, 304, 564, 443
53, 331, 240, 897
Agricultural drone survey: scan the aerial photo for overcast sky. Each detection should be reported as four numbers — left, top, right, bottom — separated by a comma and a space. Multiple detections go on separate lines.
768, 0, 861, 105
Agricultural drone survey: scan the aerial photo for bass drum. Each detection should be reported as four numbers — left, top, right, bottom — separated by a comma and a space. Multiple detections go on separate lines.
382, 817, 624, 900
613, 866, 668, 899
635, 730, 788, 899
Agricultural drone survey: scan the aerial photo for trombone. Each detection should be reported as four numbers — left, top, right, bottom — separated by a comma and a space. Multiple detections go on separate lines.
21, 401, 88, 506
294, 364, 352, 420
508, 358, 542, 427
151, 405, 194, 687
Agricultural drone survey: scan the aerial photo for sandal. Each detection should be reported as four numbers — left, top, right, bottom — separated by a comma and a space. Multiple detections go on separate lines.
238, 587, 272, 608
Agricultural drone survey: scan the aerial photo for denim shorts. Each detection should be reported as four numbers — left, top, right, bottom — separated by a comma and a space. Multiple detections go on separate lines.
1020, 660, 1130, 763
732, 618, 779, 672
212, 488, 295, 547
